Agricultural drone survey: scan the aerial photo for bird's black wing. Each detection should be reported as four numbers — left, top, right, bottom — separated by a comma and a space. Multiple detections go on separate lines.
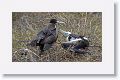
36, 31, 46, 43
69, 34, 84, 38
36, 26, 50, 43
41, 34, 57, 51
27, 27, 47, 47
41, 34, 57, 44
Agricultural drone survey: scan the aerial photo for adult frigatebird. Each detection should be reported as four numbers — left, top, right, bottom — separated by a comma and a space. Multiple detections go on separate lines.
28, 19, 64, 52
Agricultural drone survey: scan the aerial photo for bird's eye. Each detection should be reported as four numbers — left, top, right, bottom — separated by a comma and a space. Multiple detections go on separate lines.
64, 33, 68, 36
64, 33, 67, 35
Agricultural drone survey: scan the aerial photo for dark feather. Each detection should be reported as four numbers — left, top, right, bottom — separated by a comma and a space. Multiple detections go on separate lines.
28, 19, 59, 52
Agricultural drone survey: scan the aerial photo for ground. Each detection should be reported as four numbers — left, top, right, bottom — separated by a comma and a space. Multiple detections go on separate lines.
12, 12, 102, 62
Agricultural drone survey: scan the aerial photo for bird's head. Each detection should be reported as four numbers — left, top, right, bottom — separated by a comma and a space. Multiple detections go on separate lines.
59, 29, 71, 37
50, 19, 64, 24
64, 32, 71, 37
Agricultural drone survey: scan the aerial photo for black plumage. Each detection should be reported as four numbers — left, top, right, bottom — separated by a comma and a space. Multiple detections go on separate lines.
28, 19, 63, 52
59, 29, 89, 54
68, 34, 89, 49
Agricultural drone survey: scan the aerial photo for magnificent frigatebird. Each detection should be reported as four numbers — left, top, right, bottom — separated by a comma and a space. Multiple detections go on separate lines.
28, 19, 64, 52
59, 29, 89, 54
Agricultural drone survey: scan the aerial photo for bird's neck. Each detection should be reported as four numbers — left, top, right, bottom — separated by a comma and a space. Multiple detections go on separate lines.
48, 23, 56, 29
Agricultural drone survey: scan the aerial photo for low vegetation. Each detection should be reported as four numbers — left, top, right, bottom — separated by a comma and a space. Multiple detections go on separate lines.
12, 12, 102, 62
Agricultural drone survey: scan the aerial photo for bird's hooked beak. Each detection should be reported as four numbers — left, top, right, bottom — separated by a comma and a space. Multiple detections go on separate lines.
57, 21, 65, 24
59, 29, 71, 37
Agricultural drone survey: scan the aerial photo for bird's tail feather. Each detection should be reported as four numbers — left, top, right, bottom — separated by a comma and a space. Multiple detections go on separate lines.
26, 40, 37, 47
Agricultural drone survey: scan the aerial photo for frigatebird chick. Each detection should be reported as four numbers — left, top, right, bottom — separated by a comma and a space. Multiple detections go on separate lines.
59, 29, 89, 54
27, 19, 64, 53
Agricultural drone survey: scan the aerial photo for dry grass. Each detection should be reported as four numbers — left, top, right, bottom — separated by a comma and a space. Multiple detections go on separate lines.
12, 12, 102, 62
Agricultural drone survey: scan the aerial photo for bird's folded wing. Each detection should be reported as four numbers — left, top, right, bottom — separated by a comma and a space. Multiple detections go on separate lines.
36, 30, 46, 43
65, 38, 82, 44
41, 35, 57, 44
